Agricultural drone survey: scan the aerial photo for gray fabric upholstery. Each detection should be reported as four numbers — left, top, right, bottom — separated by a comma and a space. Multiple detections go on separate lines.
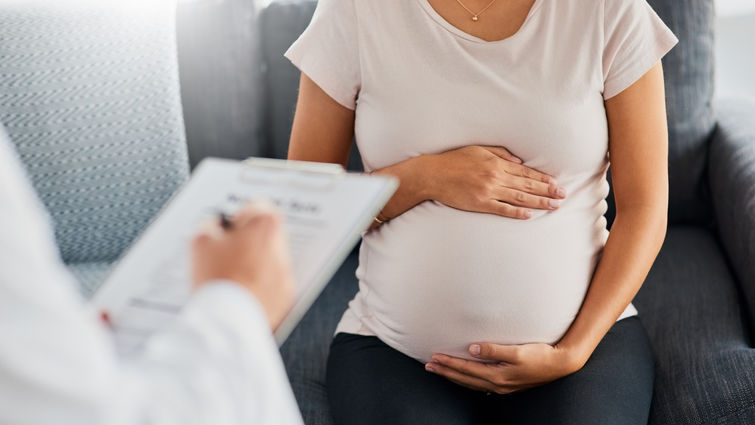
280, 250, 359, 424
259, 0, 317, 160
0, 0, 189, 265
259, 0, 363, 171
647, 0, 716, 225
67, 261, 114, 299
709, 97, 755, 331
634, 227, 755, 424
176, 0, 265, 167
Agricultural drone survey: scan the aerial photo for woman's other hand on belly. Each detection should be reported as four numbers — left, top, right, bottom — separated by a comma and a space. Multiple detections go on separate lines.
425, 341, 582, 394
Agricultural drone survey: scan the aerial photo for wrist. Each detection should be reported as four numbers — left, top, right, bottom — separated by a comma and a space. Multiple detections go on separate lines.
189, 281, 275, 334
371, 154, 438, 219
555, 338, 594, 373
405, 154, 438, 202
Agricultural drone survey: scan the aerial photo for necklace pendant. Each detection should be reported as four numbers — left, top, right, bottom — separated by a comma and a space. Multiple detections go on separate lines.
472, 15, 479, 22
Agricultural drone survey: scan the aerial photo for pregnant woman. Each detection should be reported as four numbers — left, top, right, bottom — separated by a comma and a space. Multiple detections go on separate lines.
286, 0, 677, 423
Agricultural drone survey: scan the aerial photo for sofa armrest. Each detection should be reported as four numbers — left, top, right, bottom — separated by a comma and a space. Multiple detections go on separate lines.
709, 97, 755, 330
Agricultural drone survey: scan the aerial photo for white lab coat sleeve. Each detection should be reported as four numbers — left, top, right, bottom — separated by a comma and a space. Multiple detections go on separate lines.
123, 282, 304, 425
0, 133, 303, 425
0, 130, 121, 425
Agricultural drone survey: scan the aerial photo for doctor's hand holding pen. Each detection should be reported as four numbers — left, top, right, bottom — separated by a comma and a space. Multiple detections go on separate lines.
192, 201, 295, 330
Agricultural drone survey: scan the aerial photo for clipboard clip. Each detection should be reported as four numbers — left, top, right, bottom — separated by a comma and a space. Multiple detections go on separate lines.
239, 157, 345, 191
242, 157, 345, 174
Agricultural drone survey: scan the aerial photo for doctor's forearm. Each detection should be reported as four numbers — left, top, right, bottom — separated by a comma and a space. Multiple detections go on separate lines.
135, 284, 303, 425
556, 206, 667, 369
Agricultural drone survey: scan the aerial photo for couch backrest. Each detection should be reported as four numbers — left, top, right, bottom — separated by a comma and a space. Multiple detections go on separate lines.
0, 0, 189, 264
177, 0, 266, 168
260, 0, 316, 161
260, 0, 717, 223
648, 0, 716, 225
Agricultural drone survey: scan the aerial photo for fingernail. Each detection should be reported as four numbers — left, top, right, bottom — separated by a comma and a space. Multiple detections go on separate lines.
524, 210, 533, 219
425, 363, 435, 372
512, 157, 522, 164
557, 188, 566, 198
469, 344, 481, 356
549, 199, 560, 209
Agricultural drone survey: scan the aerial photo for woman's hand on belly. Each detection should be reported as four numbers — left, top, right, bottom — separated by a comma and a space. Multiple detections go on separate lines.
373, 145, 567, 226
426, 146, 566, 218
425, 342, 580, 395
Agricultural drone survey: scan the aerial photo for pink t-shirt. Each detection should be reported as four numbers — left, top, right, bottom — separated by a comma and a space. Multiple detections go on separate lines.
286, 0, 678, 363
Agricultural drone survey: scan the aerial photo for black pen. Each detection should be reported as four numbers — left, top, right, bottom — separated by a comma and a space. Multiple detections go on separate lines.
218, 212, 232, 230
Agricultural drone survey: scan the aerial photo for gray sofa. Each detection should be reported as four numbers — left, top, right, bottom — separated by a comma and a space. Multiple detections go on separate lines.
0, 0, 753, 424
0, 1, 189, 295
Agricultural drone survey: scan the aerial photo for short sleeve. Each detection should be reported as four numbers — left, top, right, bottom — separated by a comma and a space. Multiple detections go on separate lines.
284, 0, 361, 110
602, 0, 678, 100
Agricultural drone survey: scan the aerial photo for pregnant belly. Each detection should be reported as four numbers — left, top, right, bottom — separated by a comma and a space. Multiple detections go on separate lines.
353, 201, 608, 363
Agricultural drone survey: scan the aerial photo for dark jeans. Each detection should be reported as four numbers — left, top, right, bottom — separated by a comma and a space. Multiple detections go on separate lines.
327, 316, 654, 425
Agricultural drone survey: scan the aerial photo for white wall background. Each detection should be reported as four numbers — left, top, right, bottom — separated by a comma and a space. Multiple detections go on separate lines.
717, 0, 755, 16
716, 0, 755, 101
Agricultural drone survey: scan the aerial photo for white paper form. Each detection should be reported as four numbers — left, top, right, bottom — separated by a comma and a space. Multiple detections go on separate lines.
90, 158, 397, 357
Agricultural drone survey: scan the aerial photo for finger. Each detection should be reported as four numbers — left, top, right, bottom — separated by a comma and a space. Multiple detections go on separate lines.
483, 201, 532, 220
505, 174, 565, 199
447, 376, 495, 393
425, 362, 497, 393
235, 210, 283, 238
512, 383, 539, 393
234, 200, 280, 226
430, 354, 500, 382
469, 343, 521, 364
503, 162, 555, 185
194, 218, 224, 242
496, 187, 561, 211
482, 146, 522, 164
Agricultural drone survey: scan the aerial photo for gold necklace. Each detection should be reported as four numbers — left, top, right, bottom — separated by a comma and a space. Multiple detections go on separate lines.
454, 0, 498, 22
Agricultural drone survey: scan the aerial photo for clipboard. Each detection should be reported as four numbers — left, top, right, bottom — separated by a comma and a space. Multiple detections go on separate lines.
90, 157, 397, 355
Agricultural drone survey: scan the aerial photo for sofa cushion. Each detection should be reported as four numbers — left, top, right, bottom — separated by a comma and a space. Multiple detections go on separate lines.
281, 249, 359, 425
634, 226, 755, 424
0, 0, 189, 264
176, 0, 266, 167
709, 97, 755, 336
66, 261, 113, 299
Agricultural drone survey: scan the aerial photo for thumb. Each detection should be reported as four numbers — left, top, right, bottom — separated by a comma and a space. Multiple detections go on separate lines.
469, 343, 519, 363
482, 146, 522, 164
